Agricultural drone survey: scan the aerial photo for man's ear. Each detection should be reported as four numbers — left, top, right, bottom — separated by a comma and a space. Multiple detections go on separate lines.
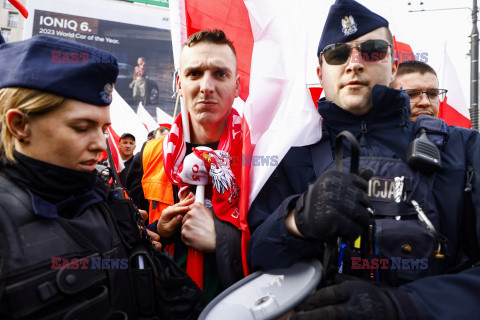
317, 65, 324, 87
390, 58, 399, 85
176, 73, 182, 97
235, 74, 241, 98
6, 109, 30, 143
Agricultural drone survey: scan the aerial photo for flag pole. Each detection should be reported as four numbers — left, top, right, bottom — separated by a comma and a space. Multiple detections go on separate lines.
471, 0, 479, 130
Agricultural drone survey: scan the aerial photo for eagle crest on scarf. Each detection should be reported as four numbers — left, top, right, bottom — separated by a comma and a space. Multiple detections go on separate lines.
208, 150, 240, 204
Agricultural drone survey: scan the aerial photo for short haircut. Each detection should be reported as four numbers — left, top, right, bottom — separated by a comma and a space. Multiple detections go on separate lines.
396, 60, 437, 78
184, 29, 236, 57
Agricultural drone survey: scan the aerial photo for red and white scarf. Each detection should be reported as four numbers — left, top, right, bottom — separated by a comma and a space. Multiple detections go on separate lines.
163, 109, 244, 229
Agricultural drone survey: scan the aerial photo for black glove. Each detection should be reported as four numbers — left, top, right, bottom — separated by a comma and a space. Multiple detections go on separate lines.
290, 280, 399, 320
294, 169, 372, 241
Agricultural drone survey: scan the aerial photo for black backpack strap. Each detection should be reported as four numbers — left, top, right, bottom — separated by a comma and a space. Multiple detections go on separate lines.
311, 124, 334, 178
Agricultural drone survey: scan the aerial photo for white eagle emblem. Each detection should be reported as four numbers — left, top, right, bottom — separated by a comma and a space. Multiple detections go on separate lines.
100, 83, 114, 104
341, 15, 358, 36
209, 150, 240, 204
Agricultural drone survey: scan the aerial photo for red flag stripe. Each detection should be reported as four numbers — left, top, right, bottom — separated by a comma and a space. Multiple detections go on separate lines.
439, 98, 471, 128
184, 0, 253, 101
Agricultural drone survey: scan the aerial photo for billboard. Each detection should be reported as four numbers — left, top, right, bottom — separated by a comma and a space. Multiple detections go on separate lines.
120, 0, 169, 8
24, 0, 175, 118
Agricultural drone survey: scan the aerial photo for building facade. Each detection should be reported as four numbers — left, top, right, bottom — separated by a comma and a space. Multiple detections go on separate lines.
0, 0, 26, 43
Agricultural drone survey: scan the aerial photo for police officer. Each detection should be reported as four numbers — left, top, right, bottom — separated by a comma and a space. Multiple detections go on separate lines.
247, 1, 480, 319
0, 35, 203, 319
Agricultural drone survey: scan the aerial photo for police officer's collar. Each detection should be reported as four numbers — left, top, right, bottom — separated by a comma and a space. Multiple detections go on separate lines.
317, 85, 411, 130
2, 152, 107, 218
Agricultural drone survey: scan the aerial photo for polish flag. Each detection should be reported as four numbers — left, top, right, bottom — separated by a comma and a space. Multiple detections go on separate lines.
102, 126, 124, 174
99, 90, 150, 172
170, 0, 321, 278
308, 85, 324, 108
438, 48, 471, 128
156, 107, 173, 128
137, 102, 160, 132
393, 36, 415, 63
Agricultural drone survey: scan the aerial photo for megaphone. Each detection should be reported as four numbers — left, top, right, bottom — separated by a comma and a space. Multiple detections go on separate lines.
199, 259, 322, 320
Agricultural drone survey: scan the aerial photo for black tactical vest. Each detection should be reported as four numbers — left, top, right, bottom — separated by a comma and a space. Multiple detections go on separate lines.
0, 174, 136, 319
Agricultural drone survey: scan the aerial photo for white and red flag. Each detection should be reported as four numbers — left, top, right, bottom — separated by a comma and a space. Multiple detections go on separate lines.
99, 90, 149, 172
156, 107, 173, 128
438, 47, 471, 128
170, 0, 322, 277
137, 102, 160, 132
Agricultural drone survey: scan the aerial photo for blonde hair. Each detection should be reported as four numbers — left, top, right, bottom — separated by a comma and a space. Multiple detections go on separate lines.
0, 87, 66, 162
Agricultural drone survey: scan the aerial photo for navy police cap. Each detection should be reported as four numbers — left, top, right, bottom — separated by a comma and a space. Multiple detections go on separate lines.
317, 0, 389, 57
0, 35, 118, 106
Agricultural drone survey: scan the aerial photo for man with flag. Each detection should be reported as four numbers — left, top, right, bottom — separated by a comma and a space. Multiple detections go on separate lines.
126, 29, 248, 301
391, 60, 445, 121
247, 0, 480, 319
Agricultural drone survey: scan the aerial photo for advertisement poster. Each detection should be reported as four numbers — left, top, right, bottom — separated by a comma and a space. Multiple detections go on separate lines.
27, 3, 175, 118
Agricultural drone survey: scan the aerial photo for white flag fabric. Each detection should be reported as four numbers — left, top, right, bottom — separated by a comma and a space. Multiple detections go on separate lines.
156, 107, 173, 126
110, 90, 148, 154
243, 0, 322, 205
137, 102, 160, 132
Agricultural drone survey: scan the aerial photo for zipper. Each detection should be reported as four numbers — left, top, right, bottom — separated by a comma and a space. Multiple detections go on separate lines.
359, 121, 375, 156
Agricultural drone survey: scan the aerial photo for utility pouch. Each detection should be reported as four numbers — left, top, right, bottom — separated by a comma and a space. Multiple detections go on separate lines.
4, 254, 109, 320
129, 245, 159, 319
150, 248, 205, 320
375, 218, 434, 284
107, 198, 142, 249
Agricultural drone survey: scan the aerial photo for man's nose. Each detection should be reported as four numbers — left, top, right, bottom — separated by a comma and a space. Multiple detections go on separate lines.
345, 48, 364, 73
417, 92, 431, 106
200, 74, 215, 94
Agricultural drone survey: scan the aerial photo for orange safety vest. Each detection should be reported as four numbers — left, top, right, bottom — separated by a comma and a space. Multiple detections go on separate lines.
141, 137, 174, 225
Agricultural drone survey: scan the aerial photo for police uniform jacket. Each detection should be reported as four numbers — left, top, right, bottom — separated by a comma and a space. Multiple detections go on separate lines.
0, 153, 138, 319
247, 85, 480, 319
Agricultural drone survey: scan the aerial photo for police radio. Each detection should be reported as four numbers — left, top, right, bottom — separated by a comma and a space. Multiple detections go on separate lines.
406, 128, 442, 174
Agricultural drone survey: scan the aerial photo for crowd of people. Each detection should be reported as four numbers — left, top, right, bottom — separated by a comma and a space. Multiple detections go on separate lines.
0, 0, 479, 319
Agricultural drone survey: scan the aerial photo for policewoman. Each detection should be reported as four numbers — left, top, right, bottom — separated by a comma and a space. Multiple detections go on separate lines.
0, 36, 203, 319
248, 0, 480, 319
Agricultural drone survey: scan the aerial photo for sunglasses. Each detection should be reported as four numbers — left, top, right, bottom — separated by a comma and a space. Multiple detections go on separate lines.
321, 39, 393, 65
